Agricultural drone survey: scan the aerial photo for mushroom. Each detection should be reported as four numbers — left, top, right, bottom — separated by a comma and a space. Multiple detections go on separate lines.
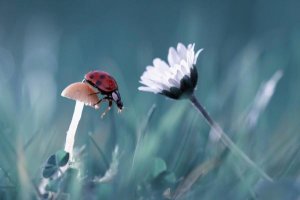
61, 82, 101, 109
61, 82, 100, 160
39, 82, 103, 195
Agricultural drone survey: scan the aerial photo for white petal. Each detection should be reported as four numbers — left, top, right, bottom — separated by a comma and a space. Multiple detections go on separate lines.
180, 60, 189, 75
175, 72, 182, 82
176, 43, 187, 59
138, 86, 160, 93
168, 78, 180, 88
168, 47, 180, 67
194, 48, 203, 65
187, 43, 194, 50
164, 69, 177, 84
146, 65, 154, 71
142, 67, 170, 87
153, 58, 170, 74
139, 42, 202, 94
186, 48, 195, 67
139, 80, 163, 92
175, 64, 185, 79
181, 65, 188, 76
140, 73, 170, 91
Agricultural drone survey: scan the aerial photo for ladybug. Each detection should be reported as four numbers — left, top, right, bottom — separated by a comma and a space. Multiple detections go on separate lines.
83, 70, 123, 116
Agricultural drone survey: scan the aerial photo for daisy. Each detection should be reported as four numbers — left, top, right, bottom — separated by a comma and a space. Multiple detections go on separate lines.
138, 43, 203, 99
138, 43, 273, 182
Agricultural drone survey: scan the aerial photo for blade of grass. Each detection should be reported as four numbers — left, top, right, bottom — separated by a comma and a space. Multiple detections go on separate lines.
17, 142, 43, 199
172, 112, 197, 172
88, 132, 110, 170
277, 144, 300, 178
105, 107, 117, 158
189, 94, 273, 182
131, 104, 156, 171
234, 165, 258, 199
24, 130, 40, 151
1, 129, 17, 156
0, 166, 15, 186
171, 153, 224, 200
36, 129, 61, 182
244, 70, 283, 129
93, 145, 120, 183
230, 70, 283, 133
0, 131, 18, 181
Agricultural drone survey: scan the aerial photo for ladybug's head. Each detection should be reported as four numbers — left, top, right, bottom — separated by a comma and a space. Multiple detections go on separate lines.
112, 90, 123, 111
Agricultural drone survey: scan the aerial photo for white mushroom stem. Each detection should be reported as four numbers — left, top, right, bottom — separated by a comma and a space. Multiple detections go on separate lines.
64, 100, 85, 160
39, 101, 84, 195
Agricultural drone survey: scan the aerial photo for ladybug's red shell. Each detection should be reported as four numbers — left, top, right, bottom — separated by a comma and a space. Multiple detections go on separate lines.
84, 71, 118, 93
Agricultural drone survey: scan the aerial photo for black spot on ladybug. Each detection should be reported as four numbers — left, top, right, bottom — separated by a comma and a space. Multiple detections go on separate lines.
99, 74, 106, 79
96, 80, 102, 86
89, 75, 94, 79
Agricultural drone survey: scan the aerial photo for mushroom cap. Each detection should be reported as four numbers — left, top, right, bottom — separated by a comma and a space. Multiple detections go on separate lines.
61, 82, 100, 109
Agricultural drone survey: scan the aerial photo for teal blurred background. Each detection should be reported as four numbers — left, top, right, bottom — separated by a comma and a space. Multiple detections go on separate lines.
0, 0, 300, 199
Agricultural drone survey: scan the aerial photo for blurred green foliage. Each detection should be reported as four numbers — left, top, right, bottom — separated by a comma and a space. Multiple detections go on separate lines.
0, 0, 300, 199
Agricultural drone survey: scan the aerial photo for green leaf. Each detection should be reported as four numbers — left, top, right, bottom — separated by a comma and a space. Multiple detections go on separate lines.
42, 150, 69, 179
42, 165, 58, 179
152, 158, 167, 178
55, 150, 69, 167
47, 154, 57, 166
42, 154, 58, 178
164, 172, 176, 183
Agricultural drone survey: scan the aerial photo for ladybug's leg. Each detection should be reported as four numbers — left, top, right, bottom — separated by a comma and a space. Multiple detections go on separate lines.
93, 95, 111, 107
89, 91, 101, 96
101, 99, 113, 118
93, 98, 103, 107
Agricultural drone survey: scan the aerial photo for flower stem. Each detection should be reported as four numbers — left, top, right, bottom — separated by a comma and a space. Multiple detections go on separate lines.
189, 94, 273, 182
